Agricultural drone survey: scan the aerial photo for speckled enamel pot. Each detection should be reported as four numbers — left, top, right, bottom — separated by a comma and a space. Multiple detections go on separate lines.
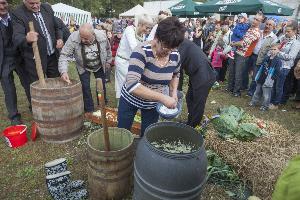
46, 171, 71, 200
45, 158, 67, 176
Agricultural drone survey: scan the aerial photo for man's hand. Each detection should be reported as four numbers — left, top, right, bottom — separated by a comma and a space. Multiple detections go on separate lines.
61, 72, 71, 84
231, 41, 243, 47
26, 31, 38, 43
56, 39, 64, 49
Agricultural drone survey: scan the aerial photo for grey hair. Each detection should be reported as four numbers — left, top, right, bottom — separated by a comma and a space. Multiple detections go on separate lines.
79, 23, 94, 35
135, 14, 153, 27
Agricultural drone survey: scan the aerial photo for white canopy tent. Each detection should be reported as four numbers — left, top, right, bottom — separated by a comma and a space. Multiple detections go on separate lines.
119, 4, 148, 17
52, 3, 92, 25
143, 0, 181, 16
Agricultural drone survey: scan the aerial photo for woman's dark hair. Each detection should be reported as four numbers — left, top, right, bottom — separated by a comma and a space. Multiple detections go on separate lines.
155, 17, 185, 49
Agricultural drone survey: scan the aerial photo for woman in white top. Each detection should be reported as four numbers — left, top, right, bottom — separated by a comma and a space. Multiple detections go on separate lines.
115, 14, 153, 99
147, 9, 172, 41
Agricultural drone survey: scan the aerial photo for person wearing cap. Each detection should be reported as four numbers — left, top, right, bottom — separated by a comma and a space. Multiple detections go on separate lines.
231, 13, 250, 46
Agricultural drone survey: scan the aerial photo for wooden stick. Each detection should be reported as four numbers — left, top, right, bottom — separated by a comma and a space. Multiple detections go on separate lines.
29, 21, 46, 86
96, 78, 110, 151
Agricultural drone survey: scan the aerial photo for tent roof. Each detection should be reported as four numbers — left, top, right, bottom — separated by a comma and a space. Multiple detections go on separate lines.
170, 0, 203, 17
195, 0, 294, 16
144, 0, 181, 16
119, 4, 148, 17
52, 3, 90, 15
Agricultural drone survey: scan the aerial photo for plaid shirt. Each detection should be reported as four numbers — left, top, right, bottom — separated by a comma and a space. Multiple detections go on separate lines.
236, 27, 260, 57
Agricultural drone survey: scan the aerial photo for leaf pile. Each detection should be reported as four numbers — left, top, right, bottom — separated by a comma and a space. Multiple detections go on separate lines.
151, 140, 196, 154
212, 105, 267, 141
206, 150, 251, 199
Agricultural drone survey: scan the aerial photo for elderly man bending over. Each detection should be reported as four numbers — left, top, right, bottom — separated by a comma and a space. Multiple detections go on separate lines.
59, 23, 112, 113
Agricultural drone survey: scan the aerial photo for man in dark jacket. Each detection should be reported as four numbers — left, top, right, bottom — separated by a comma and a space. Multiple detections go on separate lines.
55, 16, 70, 43
178, 39, 216, 127
0, 0, 24, 124
11, 0, 63, 103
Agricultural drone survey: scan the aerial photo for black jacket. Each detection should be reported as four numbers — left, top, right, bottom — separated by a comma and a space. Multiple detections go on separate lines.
0, 23, 3, 74
55, 16, 70, 43
11, 3, 62, 72
0, 13, 20, 78
178, 39, 216, 127
179, 39, 215, 89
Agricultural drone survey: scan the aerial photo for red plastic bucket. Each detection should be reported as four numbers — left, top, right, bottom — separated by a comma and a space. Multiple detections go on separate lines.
3, 125, 28, 148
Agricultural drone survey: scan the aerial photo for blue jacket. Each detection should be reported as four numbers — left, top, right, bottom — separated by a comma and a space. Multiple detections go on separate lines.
231, 22, 251, 42
255, 55, 282, 85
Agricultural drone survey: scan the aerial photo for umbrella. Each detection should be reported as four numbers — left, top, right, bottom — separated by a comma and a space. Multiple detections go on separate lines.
195, 0, 294, 16
170, 0, 206, 17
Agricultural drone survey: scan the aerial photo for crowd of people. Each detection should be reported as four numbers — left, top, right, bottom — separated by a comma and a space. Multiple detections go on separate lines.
0, 0, 299, 135
181, 12, 300, 112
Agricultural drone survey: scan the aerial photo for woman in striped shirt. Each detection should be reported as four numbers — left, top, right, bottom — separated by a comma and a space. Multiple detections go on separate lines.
117, 17, 185, 136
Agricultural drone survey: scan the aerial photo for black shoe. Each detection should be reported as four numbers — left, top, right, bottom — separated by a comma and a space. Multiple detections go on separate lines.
11, 114, 22, 126
246, 92, 253, 97
225, 88, 233, 94
233, 92, 241, 97
260, 106, 268, 111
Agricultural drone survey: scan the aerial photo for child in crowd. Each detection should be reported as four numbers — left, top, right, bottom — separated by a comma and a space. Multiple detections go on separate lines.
223, 13, 250, 54
231, 13, 250, 43
106, 28, 122, 83
249, 43, 282, 111
211, 40, 226, 82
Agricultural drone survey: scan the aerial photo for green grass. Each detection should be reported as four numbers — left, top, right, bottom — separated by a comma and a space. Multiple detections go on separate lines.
0, 63, 299, 199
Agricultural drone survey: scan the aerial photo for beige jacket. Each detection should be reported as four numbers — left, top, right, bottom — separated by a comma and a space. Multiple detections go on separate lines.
256, 31, 277, 66
58, 29, 112, 75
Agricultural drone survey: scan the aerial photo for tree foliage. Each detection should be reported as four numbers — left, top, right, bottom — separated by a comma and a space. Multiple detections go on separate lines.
9, 0, 143, 17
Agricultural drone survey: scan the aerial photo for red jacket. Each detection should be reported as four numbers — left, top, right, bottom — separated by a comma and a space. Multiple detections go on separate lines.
111, 36, 121, 66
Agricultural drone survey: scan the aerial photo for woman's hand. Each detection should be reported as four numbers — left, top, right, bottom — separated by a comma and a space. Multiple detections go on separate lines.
161, 95, 177, 109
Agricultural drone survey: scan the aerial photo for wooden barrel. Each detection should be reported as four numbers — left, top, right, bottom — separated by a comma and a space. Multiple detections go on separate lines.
31, 78, 84, 143
87, 127, 134, 200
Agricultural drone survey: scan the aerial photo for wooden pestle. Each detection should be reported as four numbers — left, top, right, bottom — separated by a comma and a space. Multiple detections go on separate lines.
96, 78, 110, 151
29, 21, 46, 86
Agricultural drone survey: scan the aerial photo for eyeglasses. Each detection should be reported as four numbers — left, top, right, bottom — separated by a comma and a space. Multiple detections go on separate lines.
158, 41, 177, 52
254, 18, 261, 22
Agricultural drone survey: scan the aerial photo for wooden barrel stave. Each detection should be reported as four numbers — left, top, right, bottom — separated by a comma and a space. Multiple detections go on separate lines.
30, 78, 84, 143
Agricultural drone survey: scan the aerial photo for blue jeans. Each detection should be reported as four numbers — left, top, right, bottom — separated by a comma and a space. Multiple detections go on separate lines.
117, 96, 159, 137
214, 68, 221, 82
248, 65, 259, 96
247, 54, 258, 95
271, 68, 290, 105
79, 68, 106, 112
251, 84, 272, 108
